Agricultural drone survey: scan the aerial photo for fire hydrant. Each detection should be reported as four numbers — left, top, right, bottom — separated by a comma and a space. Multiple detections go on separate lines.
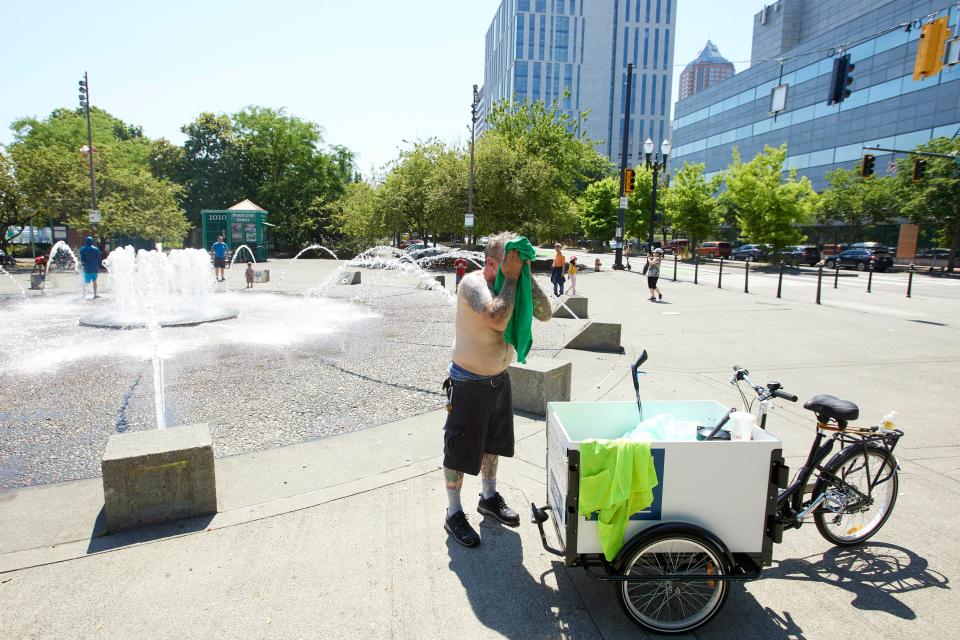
594, 258, 601, 272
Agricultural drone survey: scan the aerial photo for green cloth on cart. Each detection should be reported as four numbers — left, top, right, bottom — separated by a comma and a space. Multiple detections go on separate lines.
492, 236, 537, 363
578, 439, 659, 562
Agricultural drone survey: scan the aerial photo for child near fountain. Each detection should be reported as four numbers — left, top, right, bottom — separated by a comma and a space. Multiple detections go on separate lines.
245, 262, 254, 288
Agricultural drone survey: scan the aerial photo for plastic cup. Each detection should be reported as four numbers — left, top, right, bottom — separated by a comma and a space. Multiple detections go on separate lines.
729, 411, 755, 441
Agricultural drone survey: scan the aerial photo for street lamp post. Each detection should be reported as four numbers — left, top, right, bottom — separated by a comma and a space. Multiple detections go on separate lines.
78, 72, 98, 233
614, 63, 634, 271
644, 138, 670, 247
468, 84, 480, 249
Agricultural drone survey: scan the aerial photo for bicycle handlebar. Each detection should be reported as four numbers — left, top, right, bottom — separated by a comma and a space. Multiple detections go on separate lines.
772, 389, 798, 402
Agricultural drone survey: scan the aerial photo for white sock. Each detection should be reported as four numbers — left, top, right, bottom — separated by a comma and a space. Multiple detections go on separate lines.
481, 479, 497, 500
446, 488, 463, 518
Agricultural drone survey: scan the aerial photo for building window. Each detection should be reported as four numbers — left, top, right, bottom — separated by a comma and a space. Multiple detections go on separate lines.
656, 0, 661, 23
643, 28, 649, 67
515, 61, 529, 99
516, 15, 524, 58
533, 62, 542, 101
650, 73, 658, 115
665, 0, 671, 23
555, 16, 569, 62
663, 29, 669, 69
660, 75, 667, 114
536, 0, 546, 12
528, 14, 535, 58
623, 27, 629, 65
539, 15, 546, 59
518, 0, 530, 10
653, 29, 660, 67
646, 0, 651, 22
558, 0, 565, 14
564, 64, 573, 108
639, 75, 647, 114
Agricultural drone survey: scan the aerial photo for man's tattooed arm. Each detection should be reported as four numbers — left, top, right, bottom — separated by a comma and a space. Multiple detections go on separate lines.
463, 274, 518, 331
530, 276, 553, 322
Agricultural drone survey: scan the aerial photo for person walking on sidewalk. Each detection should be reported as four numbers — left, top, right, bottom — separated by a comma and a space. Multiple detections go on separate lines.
442, 231, 553, 548
646, 247, 664, 301
567, 256, 578, 295
550, 243, 566, 296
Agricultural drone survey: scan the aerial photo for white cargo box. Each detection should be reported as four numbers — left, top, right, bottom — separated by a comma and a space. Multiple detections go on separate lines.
546, 401, 782, 562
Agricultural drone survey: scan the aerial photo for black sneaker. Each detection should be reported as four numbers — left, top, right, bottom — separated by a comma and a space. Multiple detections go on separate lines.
477, 492, 521, 527
445, 510, 480, 547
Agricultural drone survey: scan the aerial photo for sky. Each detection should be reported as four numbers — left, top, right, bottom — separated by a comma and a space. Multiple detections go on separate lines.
1, 0, 754, 176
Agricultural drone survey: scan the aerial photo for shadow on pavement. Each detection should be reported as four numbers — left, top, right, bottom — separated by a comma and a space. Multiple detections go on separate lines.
764, 542, 950, 620
86, 508, 215, 554
446, 517, 602, 639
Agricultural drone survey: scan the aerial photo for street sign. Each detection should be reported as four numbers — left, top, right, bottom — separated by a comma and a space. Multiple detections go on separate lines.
887, 161, 897, 174
88, 209, 101, 224
619, 196, 629, 208
464, 214, 474, 227
611, 241, 623, 249
54, 226, 67, 240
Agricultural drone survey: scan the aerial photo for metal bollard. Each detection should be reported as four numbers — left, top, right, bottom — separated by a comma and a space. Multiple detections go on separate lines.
816, 265, 823, 305
744, 259, 750, 293
777, 261, 784, 299
867, 262, 873, 293
718, 257, 724, 289
694, 255, 699, 284
673, 253, 678, 282
833, 262, 840, 289
907, 263, 914, 298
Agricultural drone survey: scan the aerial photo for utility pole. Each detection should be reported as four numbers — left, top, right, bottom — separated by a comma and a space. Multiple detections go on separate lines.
614, 63, 634, 270
467, 84, 480, 249
78, 72, 98, 232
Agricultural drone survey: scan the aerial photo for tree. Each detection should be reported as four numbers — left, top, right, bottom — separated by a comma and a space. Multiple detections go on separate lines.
331, 181, 383, 251
578, 177, 619, 245
721, 145, 816, 254
894, 137, 960, 272
817, 167, 900, 239
180, 112, 248, 227
0, 148, 28, 252
663, 162, 722, 252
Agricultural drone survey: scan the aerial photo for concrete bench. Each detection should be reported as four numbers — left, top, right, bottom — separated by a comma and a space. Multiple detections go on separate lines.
101, 423, 218, 532
564, 322, 622, 353
339, 270, 361, 285
507, 357, 572, 415
552, 295, 588, 319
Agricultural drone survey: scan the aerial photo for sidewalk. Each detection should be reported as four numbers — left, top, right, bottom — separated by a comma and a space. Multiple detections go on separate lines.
2, 265, 958, 639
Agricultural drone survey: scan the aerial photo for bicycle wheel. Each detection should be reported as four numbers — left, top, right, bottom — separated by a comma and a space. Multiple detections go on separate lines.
814, 444, 898, 546
616, 532, 730, 634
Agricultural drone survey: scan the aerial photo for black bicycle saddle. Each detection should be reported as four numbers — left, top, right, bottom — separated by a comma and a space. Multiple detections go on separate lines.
803, 394, 859, 423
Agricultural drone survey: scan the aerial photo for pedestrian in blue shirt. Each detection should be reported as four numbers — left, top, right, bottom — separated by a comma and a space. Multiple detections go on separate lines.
211, 235, 228, 282
78, 236, 102, 298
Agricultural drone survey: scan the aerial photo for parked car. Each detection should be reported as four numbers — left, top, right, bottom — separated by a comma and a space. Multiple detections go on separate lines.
730, 244, 770, 262
849, 242, 888, 252
664, 239, 690, 255
825, 248, 894, 272
784, 245, 821, 266
695, 241, 732, 259
917, 248, 957, 266
820, 243, 849, 256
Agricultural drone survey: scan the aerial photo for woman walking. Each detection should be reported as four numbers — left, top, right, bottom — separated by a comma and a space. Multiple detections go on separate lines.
551, 243, 566, 296
646, 248, 663, 301
567, 256, 578, 295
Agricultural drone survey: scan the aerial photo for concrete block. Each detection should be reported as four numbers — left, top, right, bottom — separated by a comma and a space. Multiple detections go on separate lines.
30, 274, 44, 290
419, 275, 445, 290
434, 275, 445, 288
338, 270, 361, 285
552, 295, 588, 319
253, 269, 270, 283
101, 423, 217, 532
508, 357, 572, 415
564, 322, 622, 353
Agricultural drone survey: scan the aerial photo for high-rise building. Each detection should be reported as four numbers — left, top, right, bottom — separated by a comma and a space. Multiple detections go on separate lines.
481, 0, 677, 164
678, 41, 735, 100
671, 0, 960, 190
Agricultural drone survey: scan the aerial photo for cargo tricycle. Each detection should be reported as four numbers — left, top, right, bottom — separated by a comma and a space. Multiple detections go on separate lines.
531, 354, 903, 634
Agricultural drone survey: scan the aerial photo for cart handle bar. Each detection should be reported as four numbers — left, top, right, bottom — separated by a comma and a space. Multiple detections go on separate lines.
530, 503, 565, 557
583, 565, 762, 583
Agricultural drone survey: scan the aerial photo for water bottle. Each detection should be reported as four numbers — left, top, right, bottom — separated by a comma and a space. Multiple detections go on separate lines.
879, 410, 898, 432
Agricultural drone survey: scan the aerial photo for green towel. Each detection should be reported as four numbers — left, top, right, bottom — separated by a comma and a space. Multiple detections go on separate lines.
492, 236, 537, 363
578, 439, 659, 561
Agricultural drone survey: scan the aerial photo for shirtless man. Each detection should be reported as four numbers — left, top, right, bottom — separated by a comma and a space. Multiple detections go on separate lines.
443, 231, 553, 547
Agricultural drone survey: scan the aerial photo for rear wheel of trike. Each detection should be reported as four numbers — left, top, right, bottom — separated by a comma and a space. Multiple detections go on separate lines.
616, 532, 730, 634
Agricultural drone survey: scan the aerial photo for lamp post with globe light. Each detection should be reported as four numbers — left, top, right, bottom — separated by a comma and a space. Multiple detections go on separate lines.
644, 138, 670, 247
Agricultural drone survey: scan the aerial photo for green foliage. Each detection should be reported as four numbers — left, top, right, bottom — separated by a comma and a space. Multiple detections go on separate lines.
817, 167, 900, 237
894, 137, 960, 269
7, 107, 189, 244
331, 181, 383, 251
663, 162, 721, 250
0, 147, 28, 251
578, 177, 619, 243
720, 145, 816, 253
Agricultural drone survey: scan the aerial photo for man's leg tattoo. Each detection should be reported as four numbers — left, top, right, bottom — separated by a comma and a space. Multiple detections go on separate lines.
444, 467, 464, 517
480, 454, 498, 499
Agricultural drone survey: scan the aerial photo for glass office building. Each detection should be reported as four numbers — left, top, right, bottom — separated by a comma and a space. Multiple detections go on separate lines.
671, 0, 960, 190
482, 0, 677, 163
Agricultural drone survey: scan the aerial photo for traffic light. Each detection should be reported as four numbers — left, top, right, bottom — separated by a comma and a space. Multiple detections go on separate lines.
912, 159, 927, 182
861, 154, 875, 178
78, 77, 88, 109
913, 17, 950, 80
624, 168, 636, 194
827, 54, 855, 105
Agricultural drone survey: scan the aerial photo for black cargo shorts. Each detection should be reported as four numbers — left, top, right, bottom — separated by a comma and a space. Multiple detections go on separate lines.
442, 372, 514, 476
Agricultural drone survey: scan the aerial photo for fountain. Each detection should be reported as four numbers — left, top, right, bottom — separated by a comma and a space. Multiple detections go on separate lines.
0, 263, 27, 298
80, 246, 239, 328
